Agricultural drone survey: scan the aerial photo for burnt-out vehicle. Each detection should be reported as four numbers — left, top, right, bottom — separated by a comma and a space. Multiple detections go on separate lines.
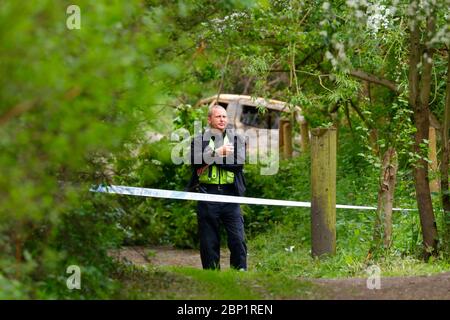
196, 94, 308, 160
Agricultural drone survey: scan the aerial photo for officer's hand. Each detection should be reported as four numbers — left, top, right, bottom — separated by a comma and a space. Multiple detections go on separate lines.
216, 143, 234, 156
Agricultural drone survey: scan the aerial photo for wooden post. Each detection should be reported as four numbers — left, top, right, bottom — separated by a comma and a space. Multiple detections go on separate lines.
294, 108, 310, 152
311, 128, 336, 257
428, 126, 440, 193
300, 119, 310, 152
279, 119, 292, 159
279, 119, 285, 158
331, 112, 339, 151
282, 120, 293, 159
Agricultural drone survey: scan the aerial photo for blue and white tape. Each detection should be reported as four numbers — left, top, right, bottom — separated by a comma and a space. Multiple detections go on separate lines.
90, 185, 414, 211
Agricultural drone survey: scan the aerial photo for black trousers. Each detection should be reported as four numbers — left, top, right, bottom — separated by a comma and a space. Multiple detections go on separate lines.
197, 184, 247, 270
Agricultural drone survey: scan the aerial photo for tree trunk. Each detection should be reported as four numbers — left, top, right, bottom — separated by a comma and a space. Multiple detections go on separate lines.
373, 148, 398, 249
408, 13, 439, 259
428, 126, 440, 193
442, 50, 450, 254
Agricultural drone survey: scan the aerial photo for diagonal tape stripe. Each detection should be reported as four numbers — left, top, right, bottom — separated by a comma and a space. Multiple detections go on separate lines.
90, 185, 414, 211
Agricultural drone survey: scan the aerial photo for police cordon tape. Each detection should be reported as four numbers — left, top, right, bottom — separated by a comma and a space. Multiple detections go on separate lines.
90, 185, 415, 211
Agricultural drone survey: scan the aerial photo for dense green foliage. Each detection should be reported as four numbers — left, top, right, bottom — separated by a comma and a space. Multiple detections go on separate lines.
0, 0, 223, 298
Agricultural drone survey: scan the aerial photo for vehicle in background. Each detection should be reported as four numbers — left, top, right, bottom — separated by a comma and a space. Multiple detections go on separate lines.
196, 94, 309, 159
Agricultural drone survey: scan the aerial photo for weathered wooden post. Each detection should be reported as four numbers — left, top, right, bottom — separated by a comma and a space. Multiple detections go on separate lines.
282, 120, 293, 159
311, 128, 336, 257
279, 119, 285, 158
279, 119, 292, 159
300, 121, 310, 152
294, 108, 310, 152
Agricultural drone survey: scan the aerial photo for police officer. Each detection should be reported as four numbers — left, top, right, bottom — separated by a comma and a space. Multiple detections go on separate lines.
187, 104, 247, 270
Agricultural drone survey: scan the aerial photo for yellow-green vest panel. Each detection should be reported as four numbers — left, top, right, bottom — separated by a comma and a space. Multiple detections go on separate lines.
199, 136, 235, 184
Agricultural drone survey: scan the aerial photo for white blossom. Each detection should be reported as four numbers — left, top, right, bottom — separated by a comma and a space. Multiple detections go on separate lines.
366, 3, 393, 34
210, 12, 248, 34
345, 0, 394, 34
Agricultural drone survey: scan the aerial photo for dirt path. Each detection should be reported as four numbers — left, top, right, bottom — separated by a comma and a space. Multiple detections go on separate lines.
112, 246, 450, 300
110, 245, 227, 269
313, 274, 450, 299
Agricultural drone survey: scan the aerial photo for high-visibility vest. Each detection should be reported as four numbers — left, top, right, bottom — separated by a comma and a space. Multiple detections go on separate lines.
199, 135, 235, 184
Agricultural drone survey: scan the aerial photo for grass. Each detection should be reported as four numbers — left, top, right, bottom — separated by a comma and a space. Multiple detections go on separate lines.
247, 218, 450, 279
114, 264, 322, 300
112, 217, 450, 300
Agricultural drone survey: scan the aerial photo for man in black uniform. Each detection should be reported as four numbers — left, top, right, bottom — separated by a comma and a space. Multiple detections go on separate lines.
187, 104, 247, 270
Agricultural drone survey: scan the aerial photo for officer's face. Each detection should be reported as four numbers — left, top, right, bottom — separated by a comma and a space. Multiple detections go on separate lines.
208, 107, 228, 132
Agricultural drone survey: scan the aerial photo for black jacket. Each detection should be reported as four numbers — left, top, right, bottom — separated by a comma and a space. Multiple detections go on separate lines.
186, 129, 246, 196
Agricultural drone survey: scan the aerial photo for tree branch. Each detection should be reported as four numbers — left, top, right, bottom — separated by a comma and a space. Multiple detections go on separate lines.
349, 69, 401, 94
349, 99, 371, 129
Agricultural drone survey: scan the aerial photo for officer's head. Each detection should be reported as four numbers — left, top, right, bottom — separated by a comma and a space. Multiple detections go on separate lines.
207, 105, 228, 132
